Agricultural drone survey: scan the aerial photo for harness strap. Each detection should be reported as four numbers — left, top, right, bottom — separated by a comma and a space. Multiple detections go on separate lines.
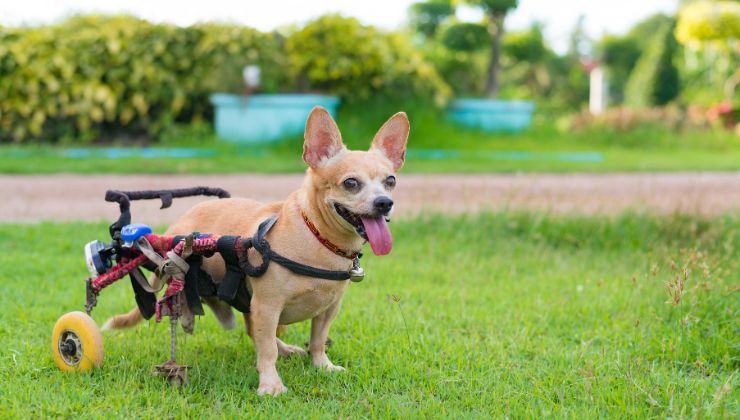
130, 264, 161, 293
267, 252, 352, 281
134, 237, 167, 291
127, 216, 353, 318
238, 216, 352, 281
129, 268, 157, 320
183, 255, 207, 316
215, 236, 252, 313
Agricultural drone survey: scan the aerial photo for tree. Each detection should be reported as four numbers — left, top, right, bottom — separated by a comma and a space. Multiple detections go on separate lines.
476, 0, 520, 97
624, 19, 680, 106
552, 15, 591, 109
502, 24, 554, 96
285, 14, 450, 101
410, 0, 519, 97
598, 35, 642, 103
597, 14, 677, 104
409, 0, 454, 38
628, 13, 674, 49
567, 15, 590, 59
675, 0, 740, 45
675, 1, 739, 101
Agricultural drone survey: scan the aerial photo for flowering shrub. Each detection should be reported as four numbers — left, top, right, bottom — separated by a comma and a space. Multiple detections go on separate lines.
568, 104, 739, 133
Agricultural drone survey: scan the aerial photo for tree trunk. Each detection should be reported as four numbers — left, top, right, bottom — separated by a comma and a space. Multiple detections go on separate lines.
485, 15, 504, 98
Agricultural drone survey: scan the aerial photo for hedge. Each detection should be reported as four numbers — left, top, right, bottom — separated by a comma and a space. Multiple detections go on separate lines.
285, 14, 449, 103
0, 14, 449, 143
0, 15, 283, 142
624, 20, 680, 107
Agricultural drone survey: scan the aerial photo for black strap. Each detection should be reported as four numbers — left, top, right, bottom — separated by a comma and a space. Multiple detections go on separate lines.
238, 217, 351, 281
269, 252, 352, 280
183, 255, 206, 316
129, 268, 156, 320
216, 236, 252, 313
152, 217, 350, 316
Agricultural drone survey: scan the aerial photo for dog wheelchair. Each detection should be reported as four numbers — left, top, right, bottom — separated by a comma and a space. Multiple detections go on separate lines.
51, 187, 363, 385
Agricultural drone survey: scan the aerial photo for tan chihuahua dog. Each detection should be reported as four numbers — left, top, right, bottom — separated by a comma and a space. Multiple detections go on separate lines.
104, 106, 409, 396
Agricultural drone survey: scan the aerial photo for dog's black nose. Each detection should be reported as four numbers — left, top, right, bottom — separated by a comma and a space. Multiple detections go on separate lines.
373, 196, 393, 214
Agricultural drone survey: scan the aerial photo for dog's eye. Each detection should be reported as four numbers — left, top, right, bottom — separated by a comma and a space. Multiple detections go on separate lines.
342, 178, 361, 191
384, 175, 396, 189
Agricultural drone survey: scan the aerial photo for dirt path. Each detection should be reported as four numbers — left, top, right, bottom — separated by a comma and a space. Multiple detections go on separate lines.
2, 173, 738, 223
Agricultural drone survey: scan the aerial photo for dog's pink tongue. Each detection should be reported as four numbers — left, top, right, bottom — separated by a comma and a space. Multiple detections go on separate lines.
361, 216, 393, 255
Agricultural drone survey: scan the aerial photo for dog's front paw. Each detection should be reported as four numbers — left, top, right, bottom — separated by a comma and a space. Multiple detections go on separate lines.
257, 380, 288, 397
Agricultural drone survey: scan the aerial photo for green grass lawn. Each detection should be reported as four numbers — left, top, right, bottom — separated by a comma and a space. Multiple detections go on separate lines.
1, 104, 738, 174
0, 213, 737, 417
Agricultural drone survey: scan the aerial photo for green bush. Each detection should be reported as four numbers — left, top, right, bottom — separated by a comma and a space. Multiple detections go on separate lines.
676, 2, 740, 105
1, 14, 449, 142
625, 20, 680, 107
284, 14, 450, 103
0, 15, 280, 143
598, 34, 642, 104
503, 27, 547, 63
441, 22, 489, 52
423, 45, 488, 96
409, 0, 454, 38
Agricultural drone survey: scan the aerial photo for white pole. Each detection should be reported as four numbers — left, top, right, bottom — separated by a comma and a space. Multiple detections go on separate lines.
589, 66, 607, 115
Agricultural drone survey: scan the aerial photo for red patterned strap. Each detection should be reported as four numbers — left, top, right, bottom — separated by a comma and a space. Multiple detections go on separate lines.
300, 208, 359, 260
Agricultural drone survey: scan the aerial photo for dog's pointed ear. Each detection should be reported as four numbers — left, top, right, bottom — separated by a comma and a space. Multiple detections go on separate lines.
303, 106, 345, 168
370, 112, 409, 171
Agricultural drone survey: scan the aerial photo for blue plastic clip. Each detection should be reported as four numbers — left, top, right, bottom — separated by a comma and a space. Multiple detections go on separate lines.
121, 223, 153, 245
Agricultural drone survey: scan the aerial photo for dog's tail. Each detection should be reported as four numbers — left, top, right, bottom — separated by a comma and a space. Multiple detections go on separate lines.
103, 306, 289, 337
101, 307, 144, 331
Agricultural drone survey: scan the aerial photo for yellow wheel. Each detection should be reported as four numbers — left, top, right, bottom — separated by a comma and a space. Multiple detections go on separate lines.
51, 311, 104, 372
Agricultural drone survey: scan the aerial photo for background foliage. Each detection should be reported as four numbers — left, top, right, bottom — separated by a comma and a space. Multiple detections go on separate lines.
625, 19, 681, 107
675, 1, 740, 104
284, 14, 449, 103
1, 0, 737, 144
0, 14, 449, 143
0, 15, 281, 142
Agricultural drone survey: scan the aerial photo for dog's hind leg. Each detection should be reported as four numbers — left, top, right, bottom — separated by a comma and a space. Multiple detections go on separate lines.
101, 307, 144, 331
179, 298, 195, 334
202, 296, 236, 330
309, 299, 345, 371
276, 338, 307, 357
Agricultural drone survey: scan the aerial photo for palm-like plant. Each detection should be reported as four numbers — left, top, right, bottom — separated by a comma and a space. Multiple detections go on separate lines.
410, 0, 519, 97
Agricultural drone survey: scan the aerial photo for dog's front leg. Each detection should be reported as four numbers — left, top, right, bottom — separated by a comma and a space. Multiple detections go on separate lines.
250, 301, 287, 396
310, 299, 345, 371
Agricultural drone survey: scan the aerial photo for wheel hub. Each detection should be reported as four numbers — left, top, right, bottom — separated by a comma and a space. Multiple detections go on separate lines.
58, 330, 83, 366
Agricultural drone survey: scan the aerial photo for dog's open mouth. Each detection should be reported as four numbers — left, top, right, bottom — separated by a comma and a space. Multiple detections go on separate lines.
334, 203, 393, 256
334, 203, 367, 239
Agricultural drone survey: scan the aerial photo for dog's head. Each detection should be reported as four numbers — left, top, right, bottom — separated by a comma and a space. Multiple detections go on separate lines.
302, 106, 409, 256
